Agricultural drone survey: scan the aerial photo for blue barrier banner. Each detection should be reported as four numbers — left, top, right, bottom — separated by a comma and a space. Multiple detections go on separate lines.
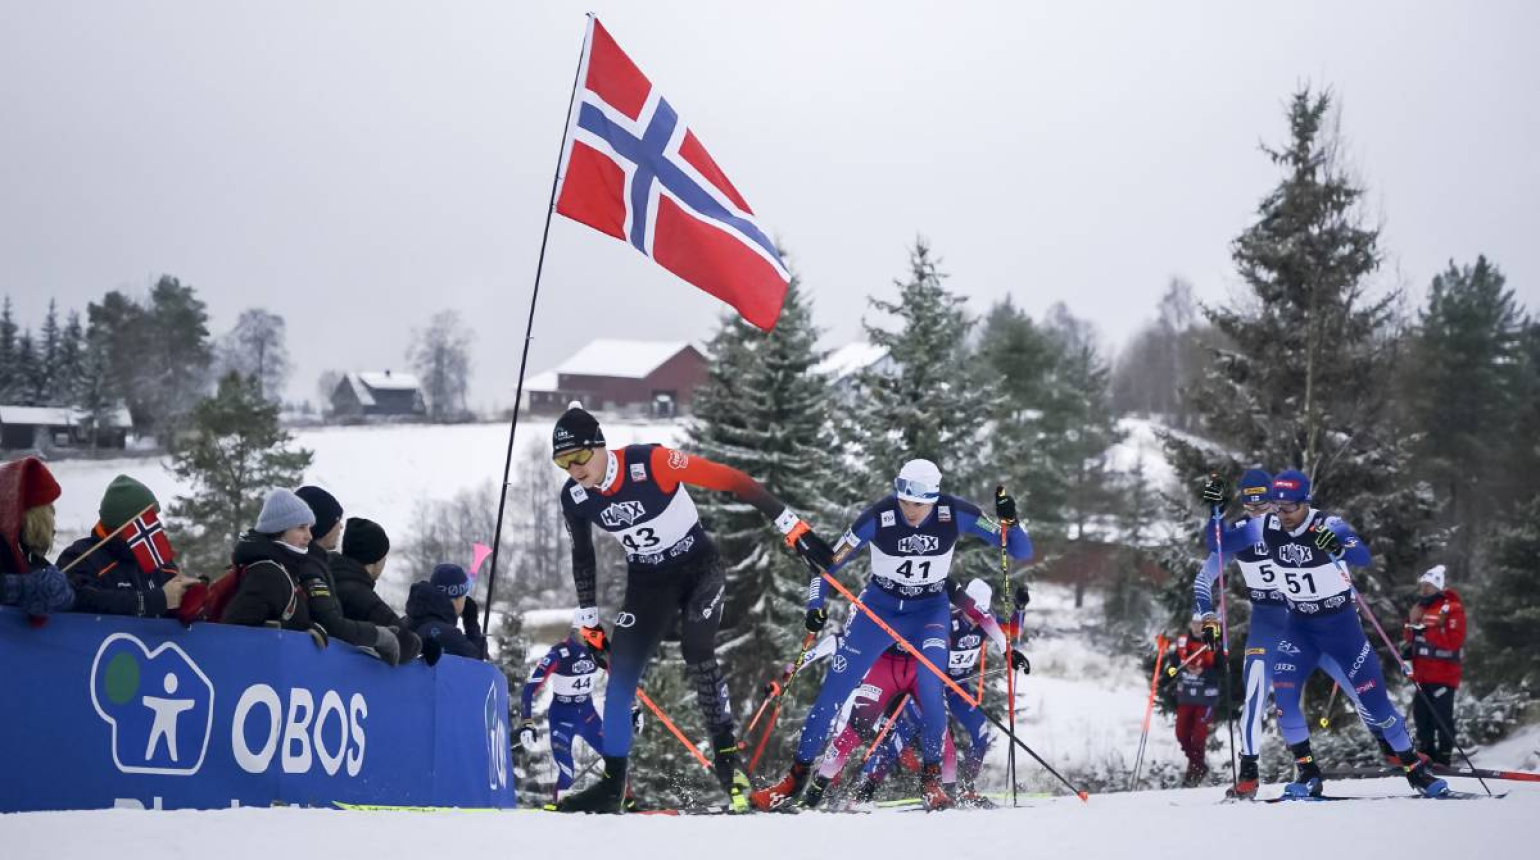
0, 607, 515, 812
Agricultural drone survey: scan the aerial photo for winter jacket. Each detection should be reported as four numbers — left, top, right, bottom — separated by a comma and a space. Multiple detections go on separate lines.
1173, 633, 1220, 706
406, 581, 485, 661
220, 531, 314, 631
1404, 589, 1466, 688
329, 553, 404, 628
58, 529, 179, 618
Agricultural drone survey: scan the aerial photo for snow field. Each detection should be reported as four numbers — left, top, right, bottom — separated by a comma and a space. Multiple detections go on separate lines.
3, 778, 1532, 860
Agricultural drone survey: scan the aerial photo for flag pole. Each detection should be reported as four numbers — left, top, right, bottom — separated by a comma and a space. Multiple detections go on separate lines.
481, 15, 594, 636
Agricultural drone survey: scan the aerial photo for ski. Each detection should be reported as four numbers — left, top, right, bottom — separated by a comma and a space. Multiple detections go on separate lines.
1262, 790, 1506, 803
1320, 764, 1540, 783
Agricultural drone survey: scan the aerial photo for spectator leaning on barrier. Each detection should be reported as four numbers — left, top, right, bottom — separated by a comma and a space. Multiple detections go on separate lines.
407, 562, 487, 660
1403, 564, 1466, 766
1173, 616, 1220, 787
330, 517, 404, 628
58, 475, 192, 619
0, 456, 73, 618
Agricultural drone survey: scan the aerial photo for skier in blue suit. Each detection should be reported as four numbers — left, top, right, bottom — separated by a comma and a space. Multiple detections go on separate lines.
1193, 468, 1391, 798
1202, 470, 1448, 798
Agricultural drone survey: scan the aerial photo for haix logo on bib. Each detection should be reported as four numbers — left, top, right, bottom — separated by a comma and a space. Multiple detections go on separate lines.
572, 658, 597, 674
1279, 544, 1313, 566
600, 501, 647, 528
896, 534, 941, 554
90, 633, 215, 776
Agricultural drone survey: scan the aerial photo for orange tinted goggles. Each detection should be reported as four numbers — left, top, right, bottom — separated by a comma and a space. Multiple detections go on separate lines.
553, 448, 596, 470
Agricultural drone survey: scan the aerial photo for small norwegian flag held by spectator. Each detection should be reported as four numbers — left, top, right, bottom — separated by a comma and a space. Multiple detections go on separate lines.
555, 17, 791, 331
122, 509, 175, 573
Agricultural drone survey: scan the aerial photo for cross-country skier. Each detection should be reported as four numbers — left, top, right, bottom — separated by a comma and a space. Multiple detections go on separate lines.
752, 459, 1031, 811
1193, 469, 1393, 798
520, 631, 613, 801
549, 403, 835, 813
1202, 470, 1449, 798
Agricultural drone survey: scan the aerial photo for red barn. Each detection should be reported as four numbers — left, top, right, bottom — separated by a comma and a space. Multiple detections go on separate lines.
525, 340, 707, 418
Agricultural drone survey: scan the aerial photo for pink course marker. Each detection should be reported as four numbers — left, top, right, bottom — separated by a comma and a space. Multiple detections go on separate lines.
470, 542, 493, 577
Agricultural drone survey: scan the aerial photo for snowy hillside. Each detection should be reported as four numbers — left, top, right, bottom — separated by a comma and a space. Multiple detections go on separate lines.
2, 779, 1531, 860
44, 419, 684, 551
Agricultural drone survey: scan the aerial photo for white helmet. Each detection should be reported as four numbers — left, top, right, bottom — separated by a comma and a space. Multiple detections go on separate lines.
894, 459, 942, 503
964, 578, 992, 609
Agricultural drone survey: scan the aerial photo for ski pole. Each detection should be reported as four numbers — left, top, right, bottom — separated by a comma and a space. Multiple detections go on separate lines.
635, 688, 712, 771
1130, 632, 1168, 791
997, 485, 1019, 807
861, 693, 911, 766
746, 630, 817, 736
1166, 643, 1212, 676
1320, 682, 1340, 729
1211, 496, 1239, 797
1329, 556, 1491, 796
747, 699, 783, 774
819, 570, 1090, 801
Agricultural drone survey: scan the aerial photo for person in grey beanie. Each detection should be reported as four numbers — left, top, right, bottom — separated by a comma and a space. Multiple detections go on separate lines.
222, 489, 422, 666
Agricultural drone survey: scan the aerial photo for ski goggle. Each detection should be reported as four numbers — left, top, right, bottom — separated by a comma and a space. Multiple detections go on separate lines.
894, 476, 941, 503
1275, 501, 1304, 514
553, 448, 596, 470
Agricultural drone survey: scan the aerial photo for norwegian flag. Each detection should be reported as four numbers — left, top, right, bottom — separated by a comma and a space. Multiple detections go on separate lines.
122, 509, 175, 573
555, 17, 791, 331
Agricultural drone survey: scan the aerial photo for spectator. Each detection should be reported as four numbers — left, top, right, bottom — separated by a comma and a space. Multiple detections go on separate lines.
330, 517, 403, 627
295, 485, 343, 552
1173, 616, 1220, 787
1404, 565, 1465, 765
407, 562, 487, 660
58, 475, 192, 618
0, 456, 72, 618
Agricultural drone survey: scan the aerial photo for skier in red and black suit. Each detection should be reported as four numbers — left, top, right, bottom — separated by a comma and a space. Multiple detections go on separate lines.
1403, 565, 1466, 765
549, 403, 834, 813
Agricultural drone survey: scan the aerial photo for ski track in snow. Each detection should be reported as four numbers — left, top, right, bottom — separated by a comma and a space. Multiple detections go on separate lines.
1, 778, 1532, 860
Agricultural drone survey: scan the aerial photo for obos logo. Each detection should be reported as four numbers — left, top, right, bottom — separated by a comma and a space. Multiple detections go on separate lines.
484, 683, 509, 791
91, 633, 215, 776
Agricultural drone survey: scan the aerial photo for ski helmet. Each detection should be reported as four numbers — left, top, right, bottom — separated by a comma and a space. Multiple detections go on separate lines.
1238, 469, 1273, 505
1271, 469, 1311, 504
964, 578, 993, 609
894, 459, 942, 503
552, 401, 605, 457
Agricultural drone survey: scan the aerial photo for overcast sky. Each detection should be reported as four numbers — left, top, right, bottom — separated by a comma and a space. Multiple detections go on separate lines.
2, 1, 1536, 409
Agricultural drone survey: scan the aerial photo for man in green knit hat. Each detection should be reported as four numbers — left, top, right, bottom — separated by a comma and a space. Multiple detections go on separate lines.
59, 475, 196, 618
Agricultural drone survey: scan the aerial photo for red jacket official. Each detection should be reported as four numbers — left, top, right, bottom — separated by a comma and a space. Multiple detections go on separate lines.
1404, 588, 1465, 688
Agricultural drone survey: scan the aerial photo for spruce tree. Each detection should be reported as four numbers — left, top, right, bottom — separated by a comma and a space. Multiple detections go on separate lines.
36, 300, 61, 405
166, 371, 313, 574
142, 275, 214, 433
54, 311, 85, 408
14, 330, 40, 407
87, 290, 148, 431
681, 270, 847, 784
1468, 495, 1540, 693
977, 298, 1059, 531
0, 297, 17, 402
1404, 256, 1525, 565
1164, 87, 1436, 616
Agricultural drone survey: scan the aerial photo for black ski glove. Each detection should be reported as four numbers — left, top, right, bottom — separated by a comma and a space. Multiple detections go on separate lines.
462, 595, 483, 640
995, 486, 1018, 524
1312, 525, 1344, 557
395, 626, 423, 664
1200, 616, 1221, 646
805, 606, 828, 634
422, 636, 444, 667
518, 720, 536, 749
790, 527, 836, 572
1013, 584, 1031, 609
1009, 648, 1031, 674
1201, 474, 1227, 507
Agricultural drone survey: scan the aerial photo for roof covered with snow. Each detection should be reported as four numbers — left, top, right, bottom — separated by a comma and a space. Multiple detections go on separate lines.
553, 340, 696, 379
815, 342, 888, 380
355, 371, 420, 391
523, 371, 560, 393
0, 405, 133, 428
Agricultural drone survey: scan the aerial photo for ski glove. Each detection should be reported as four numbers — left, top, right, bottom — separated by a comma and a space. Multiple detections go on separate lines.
1009, 648, 1031, 674
580, 624, 610, 656
395, 626, 424, 664
788, 526, 836, 572
461, 595, 483, 640
518, 720, 536, 749
422, 636, 444, 667
1201, 475, 1227, 507
1200, 617, 1221, 645
995, 486, 1018, 524
631, 705, 645, 735
1312, 525, 1344, 557
805, 606, 828, 634
1013, 584, 1031, 609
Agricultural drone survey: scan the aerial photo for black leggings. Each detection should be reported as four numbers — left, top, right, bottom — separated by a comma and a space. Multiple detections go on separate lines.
1413, 683, 1457, 765
601, 551, 732, 758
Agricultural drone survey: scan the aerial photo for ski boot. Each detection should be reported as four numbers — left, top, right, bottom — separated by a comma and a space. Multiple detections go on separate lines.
1182, 760, 1209, 788
713, 740, 752, 813
800, 775, 831, 809
920, 763, 953, 811
1400, 752, 1450, 798
750, 759, 811, 811
552, 756, 628, 813
1227, 755, 1260, 800
851, 775, 879, 805
957, 788, 995, 809
1281, 742, 1323, 799
1377, 736, 1402, 767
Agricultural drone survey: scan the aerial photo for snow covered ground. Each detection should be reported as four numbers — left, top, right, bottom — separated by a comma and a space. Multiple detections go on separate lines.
2, 778, 1532, 860
44, 419, 684, 551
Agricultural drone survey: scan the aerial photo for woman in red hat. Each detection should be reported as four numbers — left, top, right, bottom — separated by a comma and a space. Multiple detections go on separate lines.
0, 456, 73, 617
